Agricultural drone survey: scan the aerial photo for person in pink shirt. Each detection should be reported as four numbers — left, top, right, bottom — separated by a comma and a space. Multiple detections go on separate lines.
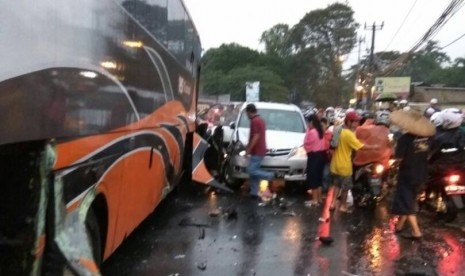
304, 114, 327, 206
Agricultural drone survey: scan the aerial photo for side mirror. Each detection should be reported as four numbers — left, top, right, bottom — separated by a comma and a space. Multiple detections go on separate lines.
229, 122, 236, 129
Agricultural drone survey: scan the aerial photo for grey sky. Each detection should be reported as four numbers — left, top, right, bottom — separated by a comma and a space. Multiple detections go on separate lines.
183, 0, 465, 68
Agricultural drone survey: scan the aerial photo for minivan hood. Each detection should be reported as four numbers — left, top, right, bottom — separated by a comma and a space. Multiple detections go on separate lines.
237, 128, 304, 150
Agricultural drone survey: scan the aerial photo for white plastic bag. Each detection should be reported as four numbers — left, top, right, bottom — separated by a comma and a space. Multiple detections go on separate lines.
347, 190, 354, 207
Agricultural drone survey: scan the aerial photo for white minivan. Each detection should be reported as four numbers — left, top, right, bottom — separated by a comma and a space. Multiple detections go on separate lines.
222, 102, 308, 189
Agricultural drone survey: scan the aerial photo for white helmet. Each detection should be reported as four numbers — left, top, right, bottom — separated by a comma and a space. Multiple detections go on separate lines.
430, 98, 438, 104
375, 110, 390, 126
430, 112, 444, 127
425, 107, 436, 117
441, 108, 463, 129
399, 99, 408, 107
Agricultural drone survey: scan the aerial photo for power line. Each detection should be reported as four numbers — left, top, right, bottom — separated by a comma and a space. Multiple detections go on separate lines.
442, 32, 465, 49
381, 0, 464, 76
382, 0, 419, 52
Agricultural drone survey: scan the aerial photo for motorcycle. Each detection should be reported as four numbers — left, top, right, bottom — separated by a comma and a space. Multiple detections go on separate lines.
352, 159, 396, 208
419, 169, 465, 222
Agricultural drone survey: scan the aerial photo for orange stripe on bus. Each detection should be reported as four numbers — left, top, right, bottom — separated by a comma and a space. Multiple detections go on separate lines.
55, 101, 187, 169
192, 159, 214, 184
35, 234, 46, 259
79, 258, 99, 274
66, 200, 81, 213
98, 150, 166, 259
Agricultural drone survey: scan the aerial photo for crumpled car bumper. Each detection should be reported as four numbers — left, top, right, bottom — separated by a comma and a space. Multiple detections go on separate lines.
230, 154, 307, 182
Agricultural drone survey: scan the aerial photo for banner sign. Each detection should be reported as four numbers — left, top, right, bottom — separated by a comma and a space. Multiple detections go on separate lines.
246, 81, 260, 102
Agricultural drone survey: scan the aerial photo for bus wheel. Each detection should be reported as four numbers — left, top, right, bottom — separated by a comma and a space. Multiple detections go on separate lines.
85, 209, 102, 267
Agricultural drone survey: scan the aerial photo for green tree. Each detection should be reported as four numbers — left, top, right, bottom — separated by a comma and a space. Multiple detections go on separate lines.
200, 3, 359, 107
260, 24, 292, 58
397, 41, 449, 82
289, 3, 359, 105
201, 43, 260, 74
200, 43, 290, 101
430, 56, 465, 87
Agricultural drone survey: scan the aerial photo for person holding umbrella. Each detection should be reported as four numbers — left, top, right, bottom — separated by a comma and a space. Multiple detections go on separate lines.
389, 109, 436, 240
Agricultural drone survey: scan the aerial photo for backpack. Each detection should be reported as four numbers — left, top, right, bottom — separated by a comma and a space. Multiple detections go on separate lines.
330, 125, 343, 149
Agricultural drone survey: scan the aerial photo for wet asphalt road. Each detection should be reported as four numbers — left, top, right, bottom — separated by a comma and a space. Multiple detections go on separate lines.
102, 184, 465, 276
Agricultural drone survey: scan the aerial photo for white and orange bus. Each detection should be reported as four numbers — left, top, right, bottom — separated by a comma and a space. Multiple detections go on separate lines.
0, 1, 219, 275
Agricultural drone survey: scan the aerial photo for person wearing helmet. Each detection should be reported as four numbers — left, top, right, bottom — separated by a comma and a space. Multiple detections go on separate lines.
375, 110, 391, 127
429, 108, 465, 168
324, 107, 335, 121
424, 98, 441, 119
329, 111, 380, 212
399, 99, 408, 109
360, 111, 375, 126
353, 110, 392, 174
430, 111, 444, 132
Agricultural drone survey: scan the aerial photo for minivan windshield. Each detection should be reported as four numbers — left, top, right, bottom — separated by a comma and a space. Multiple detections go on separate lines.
238, 108, 305, 133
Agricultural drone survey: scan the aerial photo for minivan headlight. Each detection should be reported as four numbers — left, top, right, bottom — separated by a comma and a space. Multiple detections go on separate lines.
290, 146, 307, 157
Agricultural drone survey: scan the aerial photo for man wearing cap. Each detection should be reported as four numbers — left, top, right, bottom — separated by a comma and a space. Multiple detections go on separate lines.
424, 98, 441, 119
329, 111, 380, 212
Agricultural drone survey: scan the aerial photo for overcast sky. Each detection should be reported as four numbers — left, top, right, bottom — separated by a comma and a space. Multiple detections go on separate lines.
183, 0, 465, 68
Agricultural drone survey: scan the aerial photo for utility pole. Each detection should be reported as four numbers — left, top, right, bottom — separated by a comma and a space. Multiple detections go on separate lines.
355, 36, 365, 109
357, 36, 366, 66
364, 21, 384, 109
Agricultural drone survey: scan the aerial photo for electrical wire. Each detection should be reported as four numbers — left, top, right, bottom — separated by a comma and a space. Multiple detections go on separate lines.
441, 32, 465, 49
381, 0, 419, 53
381, 0, 464, 76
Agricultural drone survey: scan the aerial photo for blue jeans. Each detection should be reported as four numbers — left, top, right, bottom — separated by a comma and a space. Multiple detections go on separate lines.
322, 164, 331, 192
247, 155, 274, 196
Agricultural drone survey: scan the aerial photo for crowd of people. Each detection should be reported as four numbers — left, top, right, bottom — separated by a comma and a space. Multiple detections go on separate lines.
244, 98, 465, 241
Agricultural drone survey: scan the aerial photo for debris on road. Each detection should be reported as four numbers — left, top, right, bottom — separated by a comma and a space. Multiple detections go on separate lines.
282, 211, 297, 217
174, 255, 186, 260
208, 208, 222, 217
196, 261, 207, 271
198, 228, 205, 240
224, 206, 238, 220
178, 217, 210, 228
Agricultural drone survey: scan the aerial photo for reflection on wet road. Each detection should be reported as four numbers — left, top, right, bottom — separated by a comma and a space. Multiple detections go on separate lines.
102, 186, 465, 276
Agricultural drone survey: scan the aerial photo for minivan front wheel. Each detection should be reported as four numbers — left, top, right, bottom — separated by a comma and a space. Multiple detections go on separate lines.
222, 161, 245, 191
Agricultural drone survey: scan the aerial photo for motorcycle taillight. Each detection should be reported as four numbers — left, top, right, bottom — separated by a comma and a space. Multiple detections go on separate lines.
446, 174, 460, 184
